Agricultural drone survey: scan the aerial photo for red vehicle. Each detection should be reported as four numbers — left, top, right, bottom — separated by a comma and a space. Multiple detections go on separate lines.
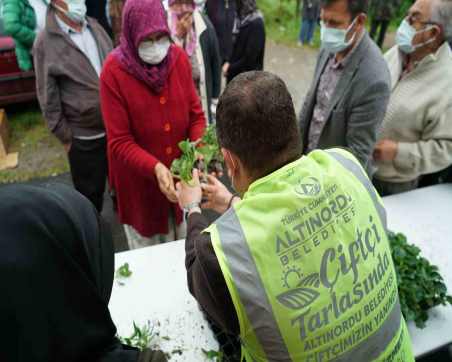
0, 22, 36, 107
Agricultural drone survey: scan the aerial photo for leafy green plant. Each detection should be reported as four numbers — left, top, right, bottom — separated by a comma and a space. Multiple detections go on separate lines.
119, 321, 154, 351
202, 348, 223, 361
171, 125, 223, 183
389, 232, 452, 328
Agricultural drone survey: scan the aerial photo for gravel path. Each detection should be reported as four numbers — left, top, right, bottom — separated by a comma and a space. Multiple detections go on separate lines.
264, 40, 319, 112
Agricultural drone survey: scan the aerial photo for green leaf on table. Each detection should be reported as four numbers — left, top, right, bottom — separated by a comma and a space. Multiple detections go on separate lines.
119, 321, 154, 351
202, 348, 223, 361
116, 262, 132, 279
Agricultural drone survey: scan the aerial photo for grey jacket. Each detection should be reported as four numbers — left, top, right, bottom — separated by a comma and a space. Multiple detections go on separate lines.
34, 8, 113, 144
299, 33, 391, 175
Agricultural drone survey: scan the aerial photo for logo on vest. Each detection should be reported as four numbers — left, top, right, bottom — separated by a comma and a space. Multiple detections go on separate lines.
278, 271, 321, 310
295, 177, 321, 197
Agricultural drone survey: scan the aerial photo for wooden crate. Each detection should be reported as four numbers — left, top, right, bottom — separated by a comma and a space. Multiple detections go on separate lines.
0, 109, 8, 159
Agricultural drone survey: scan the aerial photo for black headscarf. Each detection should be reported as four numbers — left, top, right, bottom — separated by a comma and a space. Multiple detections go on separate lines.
0, 184, 139, 362
236, 0, 257, 18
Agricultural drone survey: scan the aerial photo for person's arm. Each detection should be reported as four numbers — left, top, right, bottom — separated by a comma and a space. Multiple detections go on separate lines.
346, 79, 391, 172
2, 0, 36, 47
185, 213, 240, 335
177, 171, 239, 334
99, 65, 160, 179
227, 20, 265, 79
34, 42, 73, 145
393, 107, 452, 177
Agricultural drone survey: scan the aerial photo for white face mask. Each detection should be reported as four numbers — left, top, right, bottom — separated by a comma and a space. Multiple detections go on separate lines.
396, 19, 438, 54
55, 0, 87, 23
138, 37, 171, 65
320, 17, 358, 54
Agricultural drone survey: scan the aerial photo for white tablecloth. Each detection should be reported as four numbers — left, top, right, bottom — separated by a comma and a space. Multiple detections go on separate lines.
110, 184, 452, 360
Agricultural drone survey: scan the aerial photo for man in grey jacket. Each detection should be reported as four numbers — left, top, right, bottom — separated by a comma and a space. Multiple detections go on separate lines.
299, 0, 391, 175
34, 0, 113, 212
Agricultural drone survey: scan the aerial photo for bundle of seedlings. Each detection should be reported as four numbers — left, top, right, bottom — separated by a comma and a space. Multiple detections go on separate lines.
171, 125, 223, 183
389, 232, 452, 328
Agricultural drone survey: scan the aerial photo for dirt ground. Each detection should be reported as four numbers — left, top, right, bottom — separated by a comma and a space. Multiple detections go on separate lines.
265, 40, 319, 112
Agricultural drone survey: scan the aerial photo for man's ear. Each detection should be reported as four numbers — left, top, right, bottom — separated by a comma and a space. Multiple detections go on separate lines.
221, 148, 236, 173
356, 13, 367, 29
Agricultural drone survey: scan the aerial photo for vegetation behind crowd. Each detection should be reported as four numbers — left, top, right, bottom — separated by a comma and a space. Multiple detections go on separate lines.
257, 0, 414, 47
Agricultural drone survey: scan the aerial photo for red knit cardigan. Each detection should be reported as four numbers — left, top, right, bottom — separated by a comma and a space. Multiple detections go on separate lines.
100, 46, 206, 237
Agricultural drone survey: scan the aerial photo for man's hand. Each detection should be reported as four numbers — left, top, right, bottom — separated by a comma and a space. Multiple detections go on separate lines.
176, 169, 202, 210
222, 62, 230, 77
63, 143, 72, 153
201, 175, 236, 214
373, 139, 399, 162
155, 162, 178, 203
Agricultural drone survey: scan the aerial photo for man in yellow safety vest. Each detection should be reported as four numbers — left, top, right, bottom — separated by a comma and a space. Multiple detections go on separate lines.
176, 71, 414, 362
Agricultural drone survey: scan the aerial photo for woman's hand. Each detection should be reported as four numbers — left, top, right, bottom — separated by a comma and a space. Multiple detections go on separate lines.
201, 175, 237, 214
155, 162, 178, 203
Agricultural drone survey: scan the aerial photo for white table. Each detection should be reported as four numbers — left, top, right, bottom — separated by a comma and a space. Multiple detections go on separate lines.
383, 184, 452, 358
109, 240, 219, 361
110, 184, 452, 360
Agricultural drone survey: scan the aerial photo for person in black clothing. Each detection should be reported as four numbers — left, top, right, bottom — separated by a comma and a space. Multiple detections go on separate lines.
222, 0, 266, 83
369, 0, 399, 48
0, 184, 167, 362
86, 0, 112, 37
206, 0, 236, 63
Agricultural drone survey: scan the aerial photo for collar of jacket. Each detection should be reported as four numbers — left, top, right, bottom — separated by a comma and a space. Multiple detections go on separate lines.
193, 10, 207, 37
44, 7, 98, 40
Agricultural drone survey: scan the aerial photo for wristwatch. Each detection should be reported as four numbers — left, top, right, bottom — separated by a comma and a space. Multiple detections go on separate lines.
184, 201, 201, 213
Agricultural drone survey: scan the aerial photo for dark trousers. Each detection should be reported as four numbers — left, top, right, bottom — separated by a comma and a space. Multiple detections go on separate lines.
370, 20, 390, 48
68, 137, 108, 213
299, 19, 317, 44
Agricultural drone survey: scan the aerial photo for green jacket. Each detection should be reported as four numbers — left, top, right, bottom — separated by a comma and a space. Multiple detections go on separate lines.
2, 0, 36, 71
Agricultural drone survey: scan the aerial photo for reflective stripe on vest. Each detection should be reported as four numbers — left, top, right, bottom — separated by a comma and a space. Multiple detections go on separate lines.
215, 151, 402, 361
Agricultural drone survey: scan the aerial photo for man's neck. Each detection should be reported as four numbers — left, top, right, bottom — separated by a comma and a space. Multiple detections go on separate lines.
55, 9, 83, 32
335, 28, 363, 63
404, 42, 442, 71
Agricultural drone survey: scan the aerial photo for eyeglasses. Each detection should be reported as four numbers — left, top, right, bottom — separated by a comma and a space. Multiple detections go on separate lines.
405, 14, 437, 28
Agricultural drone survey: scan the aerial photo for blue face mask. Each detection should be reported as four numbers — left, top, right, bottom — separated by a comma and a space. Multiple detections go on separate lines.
320, 18, 358, 54
396, 19, 437, 54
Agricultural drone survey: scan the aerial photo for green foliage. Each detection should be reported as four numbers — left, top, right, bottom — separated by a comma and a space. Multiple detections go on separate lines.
170, 140, 198, 183
389, 232, 452, 328
171, 125, 223, 183
116, 262, 132, 279
202, 349, 223, 361
119, 321, 154, 351
0, 106, 69, 184
257, 0, 320, 47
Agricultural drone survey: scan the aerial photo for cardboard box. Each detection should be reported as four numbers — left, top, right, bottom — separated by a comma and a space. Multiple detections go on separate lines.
0, 109, 8, 159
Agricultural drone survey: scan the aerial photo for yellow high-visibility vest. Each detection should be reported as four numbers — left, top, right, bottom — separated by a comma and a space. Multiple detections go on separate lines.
207, 149, 414, 362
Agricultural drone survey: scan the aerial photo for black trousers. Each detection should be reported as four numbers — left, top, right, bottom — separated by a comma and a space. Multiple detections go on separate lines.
370, 20, 390, 48
68, 137, 108, 213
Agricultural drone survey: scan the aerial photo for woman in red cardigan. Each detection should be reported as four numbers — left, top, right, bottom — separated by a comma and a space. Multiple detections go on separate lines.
100, 0, 206, 249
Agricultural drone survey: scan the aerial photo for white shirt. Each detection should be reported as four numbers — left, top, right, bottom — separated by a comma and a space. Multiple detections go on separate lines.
28, 0, 48, 34
56, 15, 105, 140
55, 15, 102, 76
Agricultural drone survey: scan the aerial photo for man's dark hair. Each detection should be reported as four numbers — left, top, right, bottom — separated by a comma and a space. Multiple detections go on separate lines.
321, 0, 368, 18
216, 71, 302, 178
